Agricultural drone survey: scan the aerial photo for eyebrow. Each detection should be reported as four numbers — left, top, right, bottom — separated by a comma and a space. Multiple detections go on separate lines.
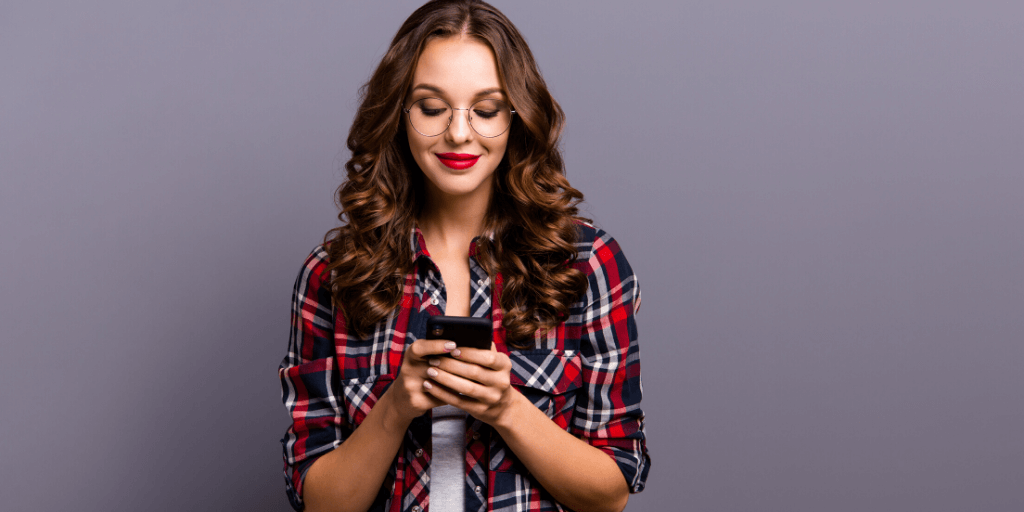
410, 84, 505, 98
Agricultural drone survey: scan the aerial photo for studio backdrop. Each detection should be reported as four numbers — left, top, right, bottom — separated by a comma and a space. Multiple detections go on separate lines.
1, 1, 1022, 511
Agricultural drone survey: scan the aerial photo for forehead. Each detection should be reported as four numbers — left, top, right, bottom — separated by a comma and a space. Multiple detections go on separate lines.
411, 36, 503, 97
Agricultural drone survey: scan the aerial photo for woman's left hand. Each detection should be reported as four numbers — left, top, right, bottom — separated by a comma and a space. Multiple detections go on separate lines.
422, 343, 518, 426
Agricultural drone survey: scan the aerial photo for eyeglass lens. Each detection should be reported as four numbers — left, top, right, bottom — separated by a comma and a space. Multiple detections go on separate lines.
407, 98, 512, 138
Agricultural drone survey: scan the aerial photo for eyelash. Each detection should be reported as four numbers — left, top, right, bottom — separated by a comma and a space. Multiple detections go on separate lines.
420, 107, 447, 117
416, 106, 500, 119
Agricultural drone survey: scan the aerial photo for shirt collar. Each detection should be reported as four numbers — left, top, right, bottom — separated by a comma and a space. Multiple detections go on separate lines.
411, 227, 430, 262
410, 226, 492, 262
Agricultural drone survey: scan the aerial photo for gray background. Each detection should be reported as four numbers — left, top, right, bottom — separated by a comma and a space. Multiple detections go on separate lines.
2, 1, 1022, 511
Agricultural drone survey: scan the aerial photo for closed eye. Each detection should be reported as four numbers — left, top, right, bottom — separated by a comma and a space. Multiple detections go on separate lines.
472, 109, 500, 119
419, 107, 448, 117
413, 98, 451, 118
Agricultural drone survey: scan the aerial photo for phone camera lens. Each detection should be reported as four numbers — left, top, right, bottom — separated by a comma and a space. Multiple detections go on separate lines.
431, 326, 443, 336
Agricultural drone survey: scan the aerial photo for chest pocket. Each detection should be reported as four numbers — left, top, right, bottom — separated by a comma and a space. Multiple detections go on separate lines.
489, 349, 581, 475
508, 349, 582, 429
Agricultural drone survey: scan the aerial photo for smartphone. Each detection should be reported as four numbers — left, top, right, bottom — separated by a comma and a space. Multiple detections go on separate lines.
425, 316, 492, 350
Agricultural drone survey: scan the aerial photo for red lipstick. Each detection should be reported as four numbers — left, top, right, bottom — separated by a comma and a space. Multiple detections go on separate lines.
436, 153, 480, 170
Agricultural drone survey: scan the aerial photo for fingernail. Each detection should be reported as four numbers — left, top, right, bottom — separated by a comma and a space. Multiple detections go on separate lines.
444, 342, 457, 350
423, 380, 433, 390
451, 348, 461, 357
426, 368, 438, 378
429, 358, 440, 367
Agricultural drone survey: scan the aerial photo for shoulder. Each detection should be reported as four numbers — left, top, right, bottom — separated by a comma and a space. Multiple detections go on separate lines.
293, 244, 332, 294
304, 244, 331, 268
572, 220, 641, 310
572, 220, 634, 278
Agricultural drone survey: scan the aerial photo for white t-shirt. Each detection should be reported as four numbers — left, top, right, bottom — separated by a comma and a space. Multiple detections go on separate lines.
431, 404, 468, 512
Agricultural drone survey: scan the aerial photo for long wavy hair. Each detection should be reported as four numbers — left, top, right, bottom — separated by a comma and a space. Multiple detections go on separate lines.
324, 0, 587, 348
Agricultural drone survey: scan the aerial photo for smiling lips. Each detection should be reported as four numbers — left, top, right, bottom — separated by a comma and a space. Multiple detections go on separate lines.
436, 153, 480, 170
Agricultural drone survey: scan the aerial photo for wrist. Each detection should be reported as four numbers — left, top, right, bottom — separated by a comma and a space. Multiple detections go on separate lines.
492, 387, 530, 434
376, 388, 414, 436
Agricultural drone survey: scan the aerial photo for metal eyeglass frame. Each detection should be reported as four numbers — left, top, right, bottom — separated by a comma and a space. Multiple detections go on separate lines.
401, 97, 516, 138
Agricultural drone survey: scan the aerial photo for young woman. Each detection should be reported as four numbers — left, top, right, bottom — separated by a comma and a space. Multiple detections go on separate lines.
279, 2, 649, 511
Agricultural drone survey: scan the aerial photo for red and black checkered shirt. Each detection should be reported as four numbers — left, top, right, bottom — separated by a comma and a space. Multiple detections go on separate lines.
279, 223, 649, 512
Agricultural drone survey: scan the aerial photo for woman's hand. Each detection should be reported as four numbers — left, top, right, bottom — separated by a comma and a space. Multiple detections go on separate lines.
386, 339, 458, 425
422, 344, 630, 512
420, 343, 517, 426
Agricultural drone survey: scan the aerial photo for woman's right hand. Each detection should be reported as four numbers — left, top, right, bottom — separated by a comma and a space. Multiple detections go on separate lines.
302, 337, 458, 512
385, 338, 457, 423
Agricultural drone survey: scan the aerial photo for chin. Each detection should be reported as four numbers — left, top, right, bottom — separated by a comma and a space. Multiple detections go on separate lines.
427, 172, 494, 199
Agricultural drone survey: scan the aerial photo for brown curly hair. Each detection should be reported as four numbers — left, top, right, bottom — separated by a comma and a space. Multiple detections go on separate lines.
324, 0, 587, 348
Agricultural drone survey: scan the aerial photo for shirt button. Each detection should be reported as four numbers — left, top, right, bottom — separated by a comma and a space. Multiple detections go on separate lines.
477, 279, 485, 286
430, 297, 439, 306
413, 507, 421, 512
474, 485, 482, 494
472, 432, 480, 440
415, 449, 424, 457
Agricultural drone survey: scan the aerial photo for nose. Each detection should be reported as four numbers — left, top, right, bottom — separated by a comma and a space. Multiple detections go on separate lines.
445, 108, 473, 144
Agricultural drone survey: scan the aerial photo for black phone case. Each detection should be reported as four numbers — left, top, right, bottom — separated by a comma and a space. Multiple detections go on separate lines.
425, 316, 492, 350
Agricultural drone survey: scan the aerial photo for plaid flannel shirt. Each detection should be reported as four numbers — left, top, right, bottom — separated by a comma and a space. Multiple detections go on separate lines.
279, 223, 649, 512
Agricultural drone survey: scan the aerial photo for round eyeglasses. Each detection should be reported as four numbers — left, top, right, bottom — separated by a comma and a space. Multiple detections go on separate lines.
402, 97, 516, 138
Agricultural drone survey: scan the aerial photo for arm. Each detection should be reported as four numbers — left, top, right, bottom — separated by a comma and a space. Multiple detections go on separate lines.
284, 340, 458, 512
567, 233, 650, 495
278, 248, 345, 510
302, 338, 457, 512
279, 248, 455, 512
494, 392, 631, 512
299, 389, 409, 512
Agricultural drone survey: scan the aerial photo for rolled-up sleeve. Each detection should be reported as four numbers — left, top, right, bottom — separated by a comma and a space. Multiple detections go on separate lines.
279, 246, 348, 510
572, 230, 651, 493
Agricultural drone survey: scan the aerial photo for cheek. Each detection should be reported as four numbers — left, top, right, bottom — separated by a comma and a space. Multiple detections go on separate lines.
488, 136, 509, 158
404, 117, 426, 150
406, 132, 432, 160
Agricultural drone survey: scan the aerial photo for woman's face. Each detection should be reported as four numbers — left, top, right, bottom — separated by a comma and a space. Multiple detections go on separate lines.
405, 36, 510, 204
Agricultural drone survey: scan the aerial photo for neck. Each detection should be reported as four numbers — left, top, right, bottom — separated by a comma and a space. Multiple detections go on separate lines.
418, 184, 492, 255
